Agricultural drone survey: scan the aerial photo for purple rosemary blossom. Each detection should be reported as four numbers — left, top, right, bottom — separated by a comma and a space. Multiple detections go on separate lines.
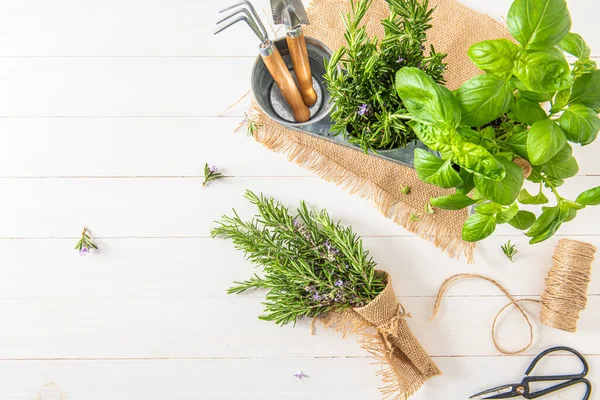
74, 227, 97, 256
357, 103, 370, 116
292, 219, 302, 229
304, 285, 316, 293
203, 162, 224, 187
420, 44, 426, 51
293, 370, 308, 381
79, 245, 90, 256
335, 279, 344, 287
209, 165, 218, 173
312, 293, 323, 301
396, 56, 405, 64
334, 292, 344, 302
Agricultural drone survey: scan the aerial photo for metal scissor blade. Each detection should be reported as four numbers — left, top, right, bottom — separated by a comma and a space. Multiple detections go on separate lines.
470, 384, 518, 399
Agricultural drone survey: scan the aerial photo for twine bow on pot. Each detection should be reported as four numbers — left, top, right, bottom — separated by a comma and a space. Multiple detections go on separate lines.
352, 272, 442, 399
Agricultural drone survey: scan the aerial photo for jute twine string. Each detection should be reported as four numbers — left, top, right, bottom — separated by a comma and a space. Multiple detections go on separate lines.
432, 239, 596, 355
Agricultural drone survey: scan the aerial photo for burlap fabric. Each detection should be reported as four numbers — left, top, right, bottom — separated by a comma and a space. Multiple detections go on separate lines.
251, 0, 512, 262
351, 271, 441, 399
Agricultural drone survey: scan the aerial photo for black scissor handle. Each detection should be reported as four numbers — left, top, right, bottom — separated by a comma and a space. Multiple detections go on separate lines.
525, 378, 591, 400
525, 346, 589, 380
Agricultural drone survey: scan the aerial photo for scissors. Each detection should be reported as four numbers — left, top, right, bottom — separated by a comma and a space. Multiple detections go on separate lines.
470, 346, 592, 399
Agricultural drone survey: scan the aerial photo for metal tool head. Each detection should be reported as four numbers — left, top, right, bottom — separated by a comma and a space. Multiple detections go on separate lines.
470, 384, 521, 399
270, 0, 309, 28
215, 0, 269, 44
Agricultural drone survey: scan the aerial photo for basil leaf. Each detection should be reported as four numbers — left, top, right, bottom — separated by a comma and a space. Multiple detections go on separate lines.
569, 70, 600, 109
475, 202, 503, 216
396, 67, 461, 127
547, 143, 572, 164
497, 203, 519, 223
563, 208, 578, 223
408, 121, 454, 152
529, 221, 562, 244
425, 159, 463, 189
468, 39, 518, 78
414, 148, 445, 181
474, 158, 524, 205
457, 169, 476, 195
506, 130, 528, 159
508, 210, 536, 230
511, 98, 547, 126
527, 119, 567, 165
558, 104, 600, 145
560, 32, 591, 60
513, 49, 572, 93
507, 0, 571, 49
550, 88, 571, 113
430, 194, 477, 210
456, 126, 481, 144
526, 206, 559, 237
453, 142, 506, 181
462, 213, 497, 242
518, 188, 549, 205
544, 156, 579, 179
576, 186, 600, 206
456, 75, 513, 127
512, 79, 552, 102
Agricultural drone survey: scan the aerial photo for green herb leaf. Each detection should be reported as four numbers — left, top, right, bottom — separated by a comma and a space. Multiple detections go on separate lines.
468, 39, 518, 78
506, 130, 529, 159
518, 188, 549, 205
414, 148, 446, 181
408, 121, 454, 152
526, 206, 559, 237
462, 213, 497, 242
497, 203, 519, 223
508, 210, 536, 230
425, 158, 464, 189
544, 156, 579, 179
511, 98, 547, 126
527, 119, 567, 165
456, 126, 481, 144
547, 143, 572, 164
457, 169, 476, 195
507, 0, 571, 50
501, 240, 519, 262
453, 142, 506, 181
569, 70, 600, 109
550, 88, 571, 113
430, 194, 477, 210
474, 158, 524, 205
576, 186, 600, 206
396, 67, 461, 127
560, 33, 591, 60
456, 75, 513, 127
558, 104, 600, 145
475, 202, 503, 216
513, 49, 572, 93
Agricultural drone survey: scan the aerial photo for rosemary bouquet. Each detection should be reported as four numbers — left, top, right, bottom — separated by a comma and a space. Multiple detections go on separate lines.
211, 190, 386, 325
212, 191, 441, 398
325, 0, 446, 152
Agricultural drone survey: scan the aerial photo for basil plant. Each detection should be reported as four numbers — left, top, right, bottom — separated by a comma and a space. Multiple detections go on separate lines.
395, 0, 600, 244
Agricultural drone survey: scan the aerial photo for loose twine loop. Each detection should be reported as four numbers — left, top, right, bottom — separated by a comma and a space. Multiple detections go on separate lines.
432, 239, 596, 355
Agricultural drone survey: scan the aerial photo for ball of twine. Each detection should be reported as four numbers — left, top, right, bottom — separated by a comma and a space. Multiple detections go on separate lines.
432, 239, 596, 354
540, 238, 596, 332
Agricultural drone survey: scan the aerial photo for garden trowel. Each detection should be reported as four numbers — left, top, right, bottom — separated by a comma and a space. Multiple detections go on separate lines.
270, 0, 317, 107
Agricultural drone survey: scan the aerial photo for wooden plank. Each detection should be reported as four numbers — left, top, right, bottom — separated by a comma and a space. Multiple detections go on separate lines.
0, 236, 597, 300
1, 117, 599, 177
0, 58, 254, 117
0, 356, 596, 399
0, 0, 597, 57
0, 176, 599, 238
0, 296, 596, 358
0, 117, 309, 178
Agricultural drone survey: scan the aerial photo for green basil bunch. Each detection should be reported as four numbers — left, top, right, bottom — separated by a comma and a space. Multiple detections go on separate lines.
324, 0, 446, 152
395, 0, 600, 244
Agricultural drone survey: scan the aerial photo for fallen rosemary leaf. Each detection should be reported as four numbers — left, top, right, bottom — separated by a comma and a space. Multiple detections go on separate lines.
401, 186, 411, 195
501, 240, 518, 263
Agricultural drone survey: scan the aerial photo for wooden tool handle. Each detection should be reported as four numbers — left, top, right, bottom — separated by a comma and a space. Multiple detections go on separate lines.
261, 46, 310, 123
287, 30, 317, 107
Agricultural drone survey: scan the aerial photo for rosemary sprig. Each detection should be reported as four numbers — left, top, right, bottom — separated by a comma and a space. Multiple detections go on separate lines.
325, 0, 446, 152
211, 190, 386, 326
74, 227, 97, 256
236, 113, 263, 137
501, 240, 518, 263
203, 163, 223, 187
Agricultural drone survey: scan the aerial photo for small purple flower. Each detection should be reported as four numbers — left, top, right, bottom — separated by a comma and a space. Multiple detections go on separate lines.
357, 104, 370, 116
79, 246, 90, 256
209, 165, 218, 173
396, 56, 405, 64
420, 45, 426, 51
345, 264, 350, 269
292, 219, 302, 229
312, 293, 322, 301
293, 370, 308, 380
335, 279, 344, 287
335, 292, 344, 302
305, 285, 316, 293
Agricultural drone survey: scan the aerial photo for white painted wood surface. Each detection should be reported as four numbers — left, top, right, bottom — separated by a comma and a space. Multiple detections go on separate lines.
0, 0, 598, 398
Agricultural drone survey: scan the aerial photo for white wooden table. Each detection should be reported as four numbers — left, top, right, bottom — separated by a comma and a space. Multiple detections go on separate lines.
0, 0, 598, 398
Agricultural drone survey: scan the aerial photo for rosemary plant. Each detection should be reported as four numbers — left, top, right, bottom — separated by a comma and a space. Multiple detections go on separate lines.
325, 0, 446, 152
211, 190, 386, 326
